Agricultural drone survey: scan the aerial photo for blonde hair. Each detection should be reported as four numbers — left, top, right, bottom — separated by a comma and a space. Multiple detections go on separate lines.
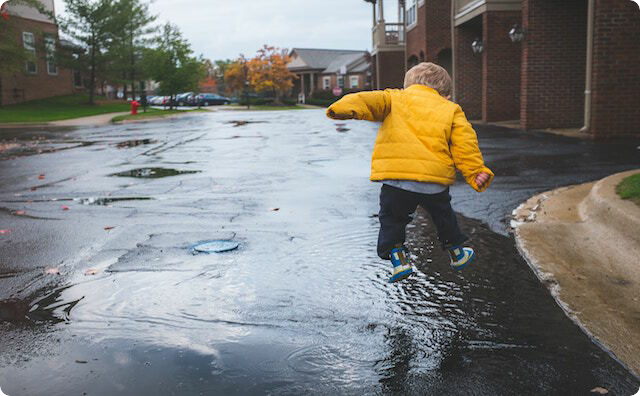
404, 62, 452, 97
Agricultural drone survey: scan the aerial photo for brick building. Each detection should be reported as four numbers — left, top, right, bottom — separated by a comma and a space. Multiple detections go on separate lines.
366, 0, 640, 139
1, 0, 81, 106
287, 48, 371, 99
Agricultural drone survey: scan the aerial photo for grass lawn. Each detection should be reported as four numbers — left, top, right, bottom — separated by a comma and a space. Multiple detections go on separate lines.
227, 104, 306, 111
0, 94, 130, 123
111, 108, 207, 123
616, 172, 640, 206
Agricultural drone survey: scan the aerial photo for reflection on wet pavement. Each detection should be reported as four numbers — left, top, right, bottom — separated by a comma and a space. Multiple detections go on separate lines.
0, 110, 638, 395
110, 168, 200, 178
73, 197, 153, 205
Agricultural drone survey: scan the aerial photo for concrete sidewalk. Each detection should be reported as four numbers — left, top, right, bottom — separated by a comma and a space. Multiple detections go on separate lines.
513, 169, 640, 377
0, 112, 129, 129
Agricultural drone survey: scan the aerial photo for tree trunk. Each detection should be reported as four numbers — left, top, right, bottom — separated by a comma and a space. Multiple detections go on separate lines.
274, 90, 282, 106
130, 35, 136, 99
89, 44, 96, 105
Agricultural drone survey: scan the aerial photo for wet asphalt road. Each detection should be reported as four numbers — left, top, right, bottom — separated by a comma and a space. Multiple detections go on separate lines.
0, 110, 639, 395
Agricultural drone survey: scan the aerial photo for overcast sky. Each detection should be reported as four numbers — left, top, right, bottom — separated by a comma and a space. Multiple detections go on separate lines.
52, 0, 402, 61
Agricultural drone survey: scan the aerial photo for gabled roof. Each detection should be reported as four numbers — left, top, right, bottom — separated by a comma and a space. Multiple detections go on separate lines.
288, 48, 367, 71
323, 52, 368, 74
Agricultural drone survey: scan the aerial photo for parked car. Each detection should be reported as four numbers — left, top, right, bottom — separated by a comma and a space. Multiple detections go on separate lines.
197, 93, 230, 106
174, 92, 195, 106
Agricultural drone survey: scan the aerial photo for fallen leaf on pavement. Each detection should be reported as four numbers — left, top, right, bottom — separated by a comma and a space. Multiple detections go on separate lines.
15, 210, 25, 215
0, 230, 10, 234
44, 267, 60, 275
104, 226, 115, 230
84, 269, 98, 276
61, 205, 69, 211
30, 186, 37, 191
591, 387, 608, 394
38, 174, 45, 180
270, 208, 280, 211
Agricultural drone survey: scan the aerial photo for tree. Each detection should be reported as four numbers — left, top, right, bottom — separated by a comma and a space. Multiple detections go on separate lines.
224, 56, 251, 108
144, 23, 205, 110
213, 59, 232, 95
224, 56, 248, 96
60, 0, 114, 105
247, 45, 295, 105
0, 0, 54, 106
107, 0, 156, 99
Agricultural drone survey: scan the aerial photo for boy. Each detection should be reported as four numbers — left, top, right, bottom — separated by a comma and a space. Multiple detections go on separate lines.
326, 62, 493, 283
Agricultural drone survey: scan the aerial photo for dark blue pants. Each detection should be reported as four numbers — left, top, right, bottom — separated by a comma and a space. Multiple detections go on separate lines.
377, 184, 468, 260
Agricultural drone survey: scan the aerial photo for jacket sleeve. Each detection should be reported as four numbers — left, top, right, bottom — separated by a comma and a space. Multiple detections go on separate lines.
450, 105, 494, 192
326, 90, 392, 122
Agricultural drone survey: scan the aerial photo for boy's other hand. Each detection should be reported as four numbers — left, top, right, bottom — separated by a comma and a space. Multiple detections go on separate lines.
475, 172, 490, 188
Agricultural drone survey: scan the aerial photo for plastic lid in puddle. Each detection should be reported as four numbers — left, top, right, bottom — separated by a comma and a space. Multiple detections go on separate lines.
191, 240, 239, 253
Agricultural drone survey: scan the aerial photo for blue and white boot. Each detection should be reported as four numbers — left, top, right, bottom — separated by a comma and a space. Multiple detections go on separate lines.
389, 245, 414, 283
449, 246, 475, 270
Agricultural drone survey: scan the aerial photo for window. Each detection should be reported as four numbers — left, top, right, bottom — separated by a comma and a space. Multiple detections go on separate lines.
349, 76, 359, 89
323, 76, 331, 90
406, 0, 417, 27
23, 32, 37, 74
45, 36, 57, 75
337, 75, 344, 88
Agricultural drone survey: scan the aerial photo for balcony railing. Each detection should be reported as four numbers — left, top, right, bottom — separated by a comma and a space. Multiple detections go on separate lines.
372, 22, 405, 49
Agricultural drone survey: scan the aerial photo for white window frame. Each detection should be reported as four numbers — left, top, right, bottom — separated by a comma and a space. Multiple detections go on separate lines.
45, 36, 57, 75
349, 75, 359, 89
406, 0, 417, 29
323, 76, 331, 90
23, 32, 37, 74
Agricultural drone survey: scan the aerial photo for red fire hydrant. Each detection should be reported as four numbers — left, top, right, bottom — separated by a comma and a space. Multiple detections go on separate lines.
131, 100, 140, 115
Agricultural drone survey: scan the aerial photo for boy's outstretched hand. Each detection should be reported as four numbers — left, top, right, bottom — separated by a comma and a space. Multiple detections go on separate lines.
475, 172, 490, 188
327, 109, 355, 120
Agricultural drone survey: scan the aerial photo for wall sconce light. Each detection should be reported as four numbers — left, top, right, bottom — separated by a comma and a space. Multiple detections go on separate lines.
471, 38, 484, 55
509, 24, 526, 42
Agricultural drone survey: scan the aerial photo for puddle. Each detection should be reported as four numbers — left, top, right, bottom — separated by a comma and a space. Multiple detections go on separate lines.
190, 240, 239, 254
0, 286, 83, 324
116, 139, 157, 148
74, 197, 154, 205
226, 120, 267, 127
110, 168, 200, 178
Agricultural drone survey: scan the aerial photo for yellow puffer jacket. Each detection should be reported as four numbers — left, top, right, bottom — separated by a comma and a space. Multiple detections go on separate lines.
327, 85, 493, 192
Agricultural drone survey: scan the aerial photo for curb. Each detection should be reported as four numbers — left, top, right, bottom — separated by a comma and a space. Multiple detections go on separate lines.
580, 169, 640, 246
512, 169, 640, 379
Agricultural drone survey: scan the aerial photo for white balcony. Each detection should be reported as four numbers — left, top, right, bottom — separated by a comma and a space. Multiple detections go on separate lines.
372, 22, 405, 53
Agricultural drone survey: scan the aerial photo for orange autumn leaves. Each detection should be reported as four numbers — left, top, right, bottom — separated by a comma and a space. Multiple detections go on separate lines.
225, 46, 296, 103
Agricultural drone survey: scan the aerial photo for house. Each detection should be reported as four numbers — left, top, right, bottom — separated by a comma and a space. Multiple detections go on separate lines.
367, 0, 640, 139
1, 0, 82, 106
287, 48, 372, 99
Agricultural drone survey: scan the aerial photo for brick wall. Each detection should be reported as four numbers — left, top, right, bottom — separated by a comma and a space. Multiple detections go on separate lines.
425, 0, 452, 62
406, 3, 427, 65
590, 0, 640, 138
521, 0, 587, 129
375, 51, 405, 89
454, 19, 483, 119
1, 16, 76, 106
483, 11, 522, 122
